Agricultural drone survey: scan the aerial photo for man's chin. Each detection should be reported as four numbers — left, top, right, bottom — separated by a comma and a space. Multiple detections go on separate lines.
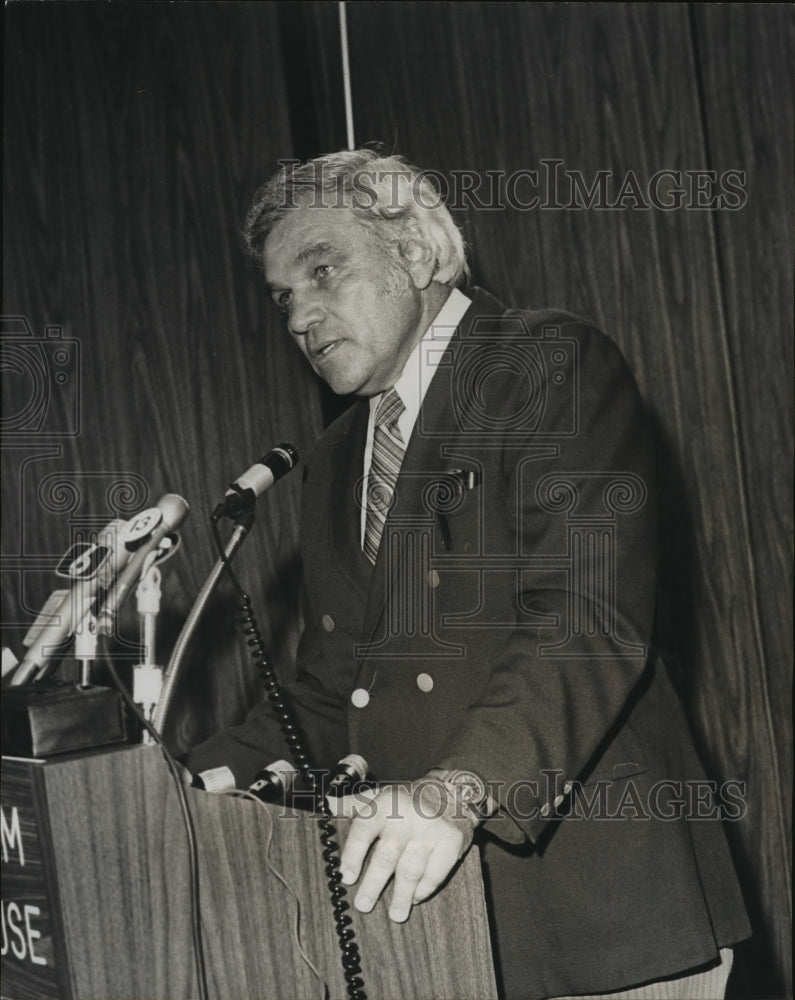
319, 369, 371, 397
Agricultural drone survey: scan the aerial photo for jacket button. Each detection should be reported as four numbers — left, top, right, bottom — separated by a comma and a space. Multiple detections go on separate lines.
426, 570, 440, 588
553, 793, 565, 808
321, 614, 335, 632
540, 802, 551, 817
351, 688, 370, 708
416, 673, 434, 692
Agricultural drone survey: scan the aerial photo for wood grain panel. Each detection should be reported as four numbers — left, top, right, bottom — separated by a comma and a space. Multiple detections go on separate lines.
686, 9, 794, 996
40, 746, 496, 1000
2, 4, 322, 758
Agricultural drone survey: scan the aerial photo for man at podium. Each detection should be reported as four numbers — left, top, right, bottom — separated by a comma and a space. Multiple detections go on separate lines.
185, 149, 750, 999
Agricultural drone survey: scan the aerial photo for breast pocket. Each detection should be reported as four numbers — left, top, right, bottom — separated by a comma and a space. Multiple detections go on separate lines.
580, 719, 650, 787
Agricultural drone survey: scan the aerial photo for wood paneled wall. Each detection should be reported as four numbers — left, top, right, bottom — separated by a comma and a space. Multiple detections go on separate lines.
2, 2, 324, 751
2, 4, 791, 997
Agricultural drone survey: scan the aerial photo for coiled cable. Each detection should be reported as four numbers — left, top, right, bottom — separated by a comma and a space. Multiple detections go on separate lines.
211, 514, 366, 1000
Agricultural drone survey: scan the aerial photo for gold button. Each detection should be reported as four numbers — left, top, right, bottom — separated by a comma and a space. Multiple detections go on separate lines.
427, 569, 440, 588
553, 794, 565, 808
563, 781, 573, 795
351, 688, 370, 708
416, 673, 434, 693
321, 614, 335, 632
540, 802, 551, 817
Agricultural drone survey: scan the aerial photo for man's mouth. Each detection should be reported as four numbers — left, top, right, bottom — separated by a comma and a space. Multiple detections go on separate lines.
311, 341, 340, 361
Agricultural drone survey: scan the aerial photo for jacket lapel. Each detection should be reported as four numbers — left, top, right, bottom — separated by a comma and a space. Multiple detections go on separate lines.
327, 398, 373, 595
360, 287, 506, 646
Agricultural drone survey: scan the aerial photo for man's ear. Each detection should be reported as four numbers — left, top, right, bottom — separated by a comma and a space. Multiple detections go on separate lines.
400, 226, 437, 290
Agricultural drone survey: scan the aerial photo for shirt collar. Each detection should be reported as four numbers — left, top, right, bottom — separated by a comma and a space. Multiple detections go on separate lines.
371, 286, 472, 429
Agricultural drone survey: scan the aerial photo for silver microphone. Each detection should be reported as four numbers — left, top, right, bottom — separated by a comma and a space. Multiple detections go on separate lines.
96, 493, 189, 637
11, 519, 133, 685
218, 444, 299, 517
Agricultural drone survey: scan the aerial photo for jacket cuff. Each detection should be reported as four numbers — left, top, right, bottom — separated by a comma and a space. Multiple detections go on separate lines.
433, 752, 578, 845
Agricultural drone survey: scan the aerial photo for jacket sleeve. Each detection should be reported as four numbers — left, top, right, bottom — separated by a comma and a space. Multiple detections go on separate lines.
433, 322, 659, 844
183, 588, 349, 788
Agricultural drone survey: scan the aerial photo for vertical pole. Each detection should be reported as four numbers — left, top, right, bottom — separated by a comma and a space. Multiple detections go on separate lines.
338, 2, 355, 149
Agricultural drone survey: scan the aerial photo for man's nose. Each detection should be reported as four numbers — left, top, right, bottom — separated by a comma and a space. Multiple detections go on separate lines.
287, 293, 324, 336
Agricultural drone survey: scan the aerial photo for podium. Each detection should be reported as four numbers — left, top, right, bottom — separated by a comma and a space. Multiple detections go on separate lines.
1, 746, 497, 999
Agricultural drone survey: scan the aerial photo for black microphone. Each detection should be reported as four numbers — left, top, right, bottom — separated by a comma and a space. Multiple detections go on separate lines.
96, 494, 189, 637
11, 520, 133, 686
217, 443, 299, 517
247, 759, 300, 803
326, 754, 370, 797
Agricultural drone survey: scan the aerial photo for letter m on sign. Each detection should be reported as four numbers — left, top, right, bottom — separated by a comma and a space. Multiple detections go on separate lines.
1, 806, 25, 865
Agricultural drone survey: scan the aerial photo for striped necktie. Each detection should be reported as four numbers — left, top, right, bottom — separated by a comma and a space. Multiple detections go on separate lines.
363, 388, 406, 565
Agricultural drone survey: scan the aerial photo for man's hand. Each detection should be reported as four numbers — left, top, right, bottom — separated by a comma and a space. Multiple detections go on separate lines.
336, 779, 475, 923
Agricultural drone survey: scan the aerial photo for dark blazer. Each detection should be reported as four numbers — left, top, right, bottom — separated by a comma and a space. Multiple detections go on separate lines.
187, 288, 750, 999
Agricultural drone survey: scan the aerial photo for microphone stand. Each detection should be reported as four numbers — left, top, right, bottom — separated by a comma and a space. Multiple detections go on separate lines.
73, 610, 98, 688
151, 510, 255, 735
133, 559, 163, 742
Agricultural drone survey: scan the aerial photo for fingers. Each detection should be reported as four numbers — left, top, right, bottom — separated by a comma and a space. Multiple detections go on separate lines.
357, 825, 464, 920
387, 841, 433, 921
339, 799, 385, 885
353, 836, 411, 915
412, 834, 464, 904
336, 784, 471, 924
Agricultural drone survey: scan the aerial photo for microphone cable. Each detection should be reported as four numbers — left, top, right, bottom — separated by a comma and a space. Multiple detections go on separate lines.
99, 636, 210, 1000
223, 789, 328, 999
210, 513, 367, 1000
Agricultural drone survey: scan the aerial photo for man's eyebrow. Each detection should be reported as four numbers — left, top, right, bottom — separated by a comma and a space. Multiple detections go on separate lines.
264, 241, 339, 292
294, 241, 336, 266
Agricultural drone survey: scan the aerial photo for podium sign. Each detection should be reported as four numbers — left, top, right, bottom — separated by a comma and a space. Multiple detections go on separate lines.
1, 759, 71, 1000
1, 746, 496, 1000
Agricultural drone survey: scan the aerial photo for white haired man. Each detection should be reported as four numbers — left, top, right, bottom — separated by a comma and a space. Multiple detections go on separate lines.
186, 149, 750, 999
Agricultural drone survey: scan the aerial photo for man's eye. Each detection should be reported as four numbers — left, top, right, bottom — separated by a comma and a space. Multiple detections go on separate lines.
276, 291, 292, 309
315, 264, 333, 279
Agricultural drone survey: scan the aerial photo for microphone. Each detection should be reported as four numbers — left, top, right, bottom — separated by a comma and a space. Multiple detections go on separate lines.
96, 494, 189, 638
247, 759, 299, 803
326, 754, 370, 797
11, 520, 134, 686
217, 443, 299, 517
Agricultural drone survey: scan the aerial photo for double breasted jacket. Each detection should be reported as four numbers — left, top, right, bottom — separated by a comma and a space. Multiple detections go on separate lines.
187, 288, 750, 998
